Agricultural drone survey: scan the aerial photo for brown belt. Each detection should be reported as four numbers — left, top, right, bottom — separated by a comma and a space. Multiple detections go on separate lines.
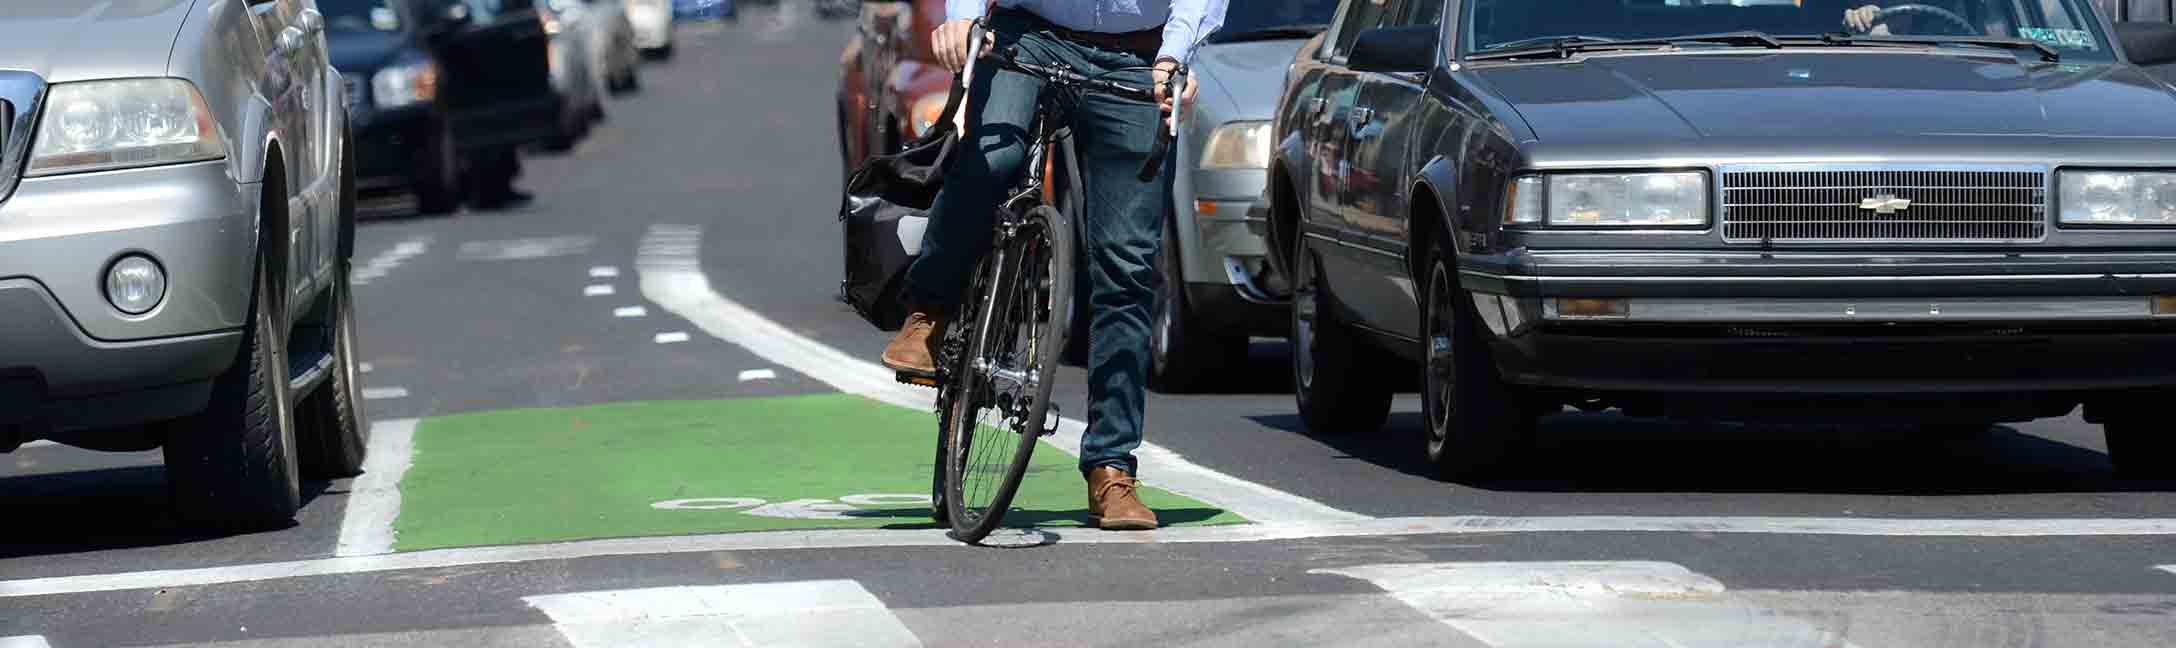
996, 8, 1163, 61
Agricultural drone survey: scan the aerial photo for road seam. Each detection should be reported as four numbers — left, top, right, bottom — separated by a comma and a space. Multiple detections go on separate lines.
633, 224, 1366, 524
335, 419, 420, 557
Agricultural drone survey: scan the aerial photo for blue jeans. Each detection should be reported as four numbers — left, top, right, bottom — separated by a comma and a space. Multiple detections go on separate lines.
902, 12, 1170, 477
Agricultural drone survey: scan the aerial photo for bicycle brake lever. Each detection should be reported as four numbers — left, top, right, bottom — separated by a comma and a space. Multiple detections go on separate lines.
1136, 67, 1186, 183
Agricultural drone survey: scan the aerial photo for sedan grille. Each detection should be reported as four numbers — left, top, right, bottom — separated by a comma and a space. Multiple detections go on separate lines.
1721, 169, 2046, 243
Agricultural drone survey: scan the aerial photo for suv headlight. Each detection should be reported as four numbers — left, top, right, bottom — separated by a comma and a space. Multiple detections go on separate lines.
1200, 121, 1271, 170
27, 79, 226, 177
1505, 171, 1708, 227
373, 61, 439, 110
2060, 171, 2176, 225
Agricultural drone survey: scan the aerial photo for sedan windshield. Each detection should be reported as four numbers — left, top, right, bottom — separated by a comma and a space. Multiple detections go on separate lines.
1210, 0, 1341, 43
1462, 0, 2114, 62
319, 0, 403, 32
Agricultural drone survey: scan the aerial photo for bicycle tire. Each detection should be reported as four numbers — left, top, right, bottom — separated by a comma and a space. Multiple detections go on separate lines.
941, 205, 1071, 543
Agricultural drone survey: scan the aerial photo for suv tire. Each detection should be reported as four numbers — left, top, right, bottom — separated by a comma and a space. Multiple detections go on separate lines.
1420, 245, 1535, 481
1290, 232, 1393, 435
165, 254, 301, 529
1152, 215, 1247, 393
298, 260, 367, 478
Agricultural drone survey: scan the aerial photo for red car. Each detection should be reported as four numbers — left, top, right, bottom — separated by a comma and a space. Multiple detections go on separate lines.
836, 0, 952, 174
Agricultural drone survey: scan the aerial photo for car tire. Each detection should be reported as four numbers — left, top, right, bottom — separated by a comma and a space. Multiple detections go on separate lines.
2104, 418, 2176, 480
1289, 232, 1394, 436
643, 43, 675, 61
164, 253, 301, 529
298, 260, 367, 479
1419, 244, 1535, 481
1151, 214, 1246, 393
413, 123, 461, 215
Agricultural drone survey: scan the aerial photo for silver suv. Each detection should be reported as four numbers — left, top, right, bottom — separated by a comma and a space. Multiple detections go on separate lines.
0, 0, 365, 528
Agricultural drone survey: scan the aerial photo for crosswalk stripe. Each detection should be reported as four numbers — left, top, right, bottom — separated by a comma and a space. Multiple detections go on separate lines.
0, 636, 51, 648
1316, 561, 1860, 648
525, 580, 921, 648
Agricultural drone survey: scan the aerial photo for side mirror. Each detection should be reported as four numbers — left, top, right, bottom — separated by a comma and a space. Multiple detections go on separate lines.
2118, 21, 2176, 67
1348, 25, 1438, 74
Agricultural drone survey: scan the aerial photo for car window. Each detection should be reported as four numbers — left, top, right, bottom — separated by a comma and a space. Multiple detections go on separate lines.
320, 0, 403, 32
1328, 0, 1400, 60
1463, 0, 2115, 62
1402, 0, 1446, 25
1210, 0, 1343, 43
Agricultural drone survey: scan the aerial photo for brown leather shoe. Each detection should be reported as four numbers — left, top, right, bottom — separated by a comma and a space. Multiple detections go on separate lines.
1086, 466, 1158, 530
880, 305, 947, 377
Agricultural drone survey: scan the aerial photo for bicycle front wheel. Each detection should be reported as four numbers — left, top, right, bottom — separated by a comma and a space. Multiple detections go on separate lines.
941, 205, 1071, 543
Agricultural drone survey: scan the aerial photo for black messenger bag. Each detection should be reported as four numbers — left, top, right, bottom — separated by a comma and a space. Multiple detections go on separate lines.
838, 79, 968, 331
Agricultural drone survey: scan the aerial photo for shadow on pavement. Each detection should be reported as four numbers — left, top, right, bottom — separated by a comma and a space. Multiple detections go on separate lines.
870, 507, 1229, 530
0, 463, 334, 560
1249, 411, 2176, 496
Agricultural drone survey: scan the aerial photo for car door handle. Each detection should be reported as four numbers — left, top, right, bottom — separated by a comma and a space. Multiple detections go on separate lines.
1347, 107, 1375, 125
298, 8, 324, 35
276, 26, 306, 54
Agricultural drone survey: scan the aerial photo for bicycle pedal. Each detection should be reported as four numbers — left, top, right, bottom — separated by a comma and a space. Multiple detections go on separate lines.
895, 371, 940, 388
1041, 404, 1062, 436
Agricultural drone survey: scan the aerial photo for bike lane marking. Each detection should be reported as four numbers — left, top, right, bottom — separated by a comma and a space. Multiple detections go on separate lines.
0, 636, 50, 648
336, 419, 419, 557
526, 580, 921, 648
634, 224, 1367, 525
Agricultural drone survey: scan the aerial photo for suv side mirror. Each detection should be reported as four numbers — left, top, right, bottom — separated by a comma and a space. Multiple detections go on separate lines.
2118, 21, 2176, 67
1348, 25, 1438, 74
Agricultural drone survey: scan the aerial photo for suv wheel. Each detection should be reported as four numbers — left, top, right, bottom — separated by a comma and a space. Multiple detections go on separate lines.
298, 260, 367, 478
164, 254, 301, 529
1420, 247, 1535, 481
1151, 215, 1246, 393
1290, 232, 1393, 435
2105, 418, 2176, 480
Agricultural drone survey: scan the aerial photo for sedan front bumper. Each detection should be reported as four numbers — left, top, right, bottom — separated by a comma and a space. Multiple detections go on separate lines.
1461, 251, 2176, 396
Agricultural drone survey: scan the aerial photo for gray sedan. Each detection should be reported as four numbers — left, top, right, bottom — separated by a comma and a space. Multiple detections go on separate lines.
1154, 0, 1340, 392
0, 0, 365, 528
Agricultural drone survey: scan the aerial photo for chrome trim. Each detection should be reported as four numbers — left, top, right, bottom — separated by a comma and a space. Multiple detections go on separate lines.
1305, 231, 1404, 258
1540, 297, 2165, 323
1719, 164, 2049, 244
1462, 270, 2176, 282
0, 70, 49, 204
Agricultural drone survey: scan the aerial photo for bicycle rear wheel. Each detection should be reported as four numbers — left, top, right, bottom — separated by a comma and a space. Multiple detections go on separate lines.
941, 205, 1071, 543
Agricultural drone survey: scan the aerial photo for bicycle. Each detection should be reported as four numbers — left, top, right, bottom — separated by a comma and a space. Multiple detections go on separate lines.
896, 24, 1184, 544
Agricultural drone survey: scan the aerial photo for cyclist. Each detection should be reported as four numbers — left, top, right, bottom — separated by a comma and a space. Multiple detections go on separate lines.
879, 0, 1229, 531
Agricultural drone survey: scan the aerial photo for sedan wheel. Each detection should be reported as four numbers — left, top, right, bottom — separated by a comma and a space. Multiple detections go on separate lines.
1290, 233, 1393, 435
1420, 249, 1534, 481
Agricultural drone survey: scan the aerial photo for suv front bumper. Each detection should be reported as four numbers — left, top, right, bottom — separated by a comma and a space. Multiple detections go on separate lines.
1461, 251, 2176, 395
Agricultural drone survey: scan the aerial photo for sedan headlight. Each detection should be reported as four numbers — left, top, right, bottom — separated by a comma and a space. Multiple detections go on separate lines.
1200, 121, 1272, 170
1505, 172, 1708, 227
373, 61, 439, 110
28, 79, 226, 177
2060, 171, 2176, 225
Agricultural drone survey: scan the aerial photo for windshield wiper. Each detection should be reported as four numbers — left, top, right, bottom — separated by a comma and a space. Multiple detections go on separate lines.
1468, 32, 1784, 61
1811, 33, 2059, 62
1209, 23, 1330, 44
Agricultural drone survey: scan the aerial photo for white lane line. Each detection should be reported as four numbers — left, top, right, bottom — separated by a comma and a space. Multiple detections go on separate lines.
0, 636, 50, 648
335, 419, 419, 557
455, 236, 596, 261
613, 306, 648, 318
589, 266, 620, 278
358, 362, 374, 374
361, 387, 409, 401
16, 516, 2176, 598
739, 368, 777, 382
1316, 562, 1858, 648
654, 332, 691, 344
351, 237, 432, 286
583, 284, 616, 297
2155, 565, 2176, 576
526, 581, 921, 648
634, 224, 1363, 524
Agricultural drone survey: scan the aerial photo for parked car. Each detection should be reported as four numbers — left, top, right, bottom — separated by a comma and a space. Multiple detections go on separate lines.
0, 0, 363, 527
540, 0, 630, 150
1268, 0, 2176, 480
626, 0, 677, 57
1151, 0, 1341, 392
326, 0, 563, 213
836, 0, 947, 177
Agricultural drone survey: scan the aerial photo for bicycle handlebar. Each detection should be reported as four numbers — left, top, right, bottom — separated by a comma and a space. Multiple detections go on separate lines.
964, 22, 1183, 184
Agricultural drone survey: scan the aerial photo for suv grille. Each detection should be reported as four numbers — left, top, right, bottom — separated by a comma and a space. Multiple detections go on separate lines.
1721, 169, 2046, 243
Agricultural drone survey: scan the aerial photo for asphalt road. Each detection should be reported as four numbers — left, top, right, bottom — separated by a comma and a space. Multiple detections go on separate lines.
5, 7, 2176, 647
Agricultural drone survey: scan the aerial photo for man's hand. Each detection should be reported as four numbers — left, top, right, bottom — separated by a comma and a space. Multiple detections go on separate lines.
1844, 5, 1886, 34
1152, 60, 1198, 129
933, 19, 993, 72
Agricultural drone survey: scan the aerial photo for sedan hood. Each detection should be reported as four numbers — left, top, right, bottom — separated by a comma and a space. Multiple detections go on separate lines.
1196, 38, 1309, 117
0, 0, 199, 82
1470, 52, 2176, 145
